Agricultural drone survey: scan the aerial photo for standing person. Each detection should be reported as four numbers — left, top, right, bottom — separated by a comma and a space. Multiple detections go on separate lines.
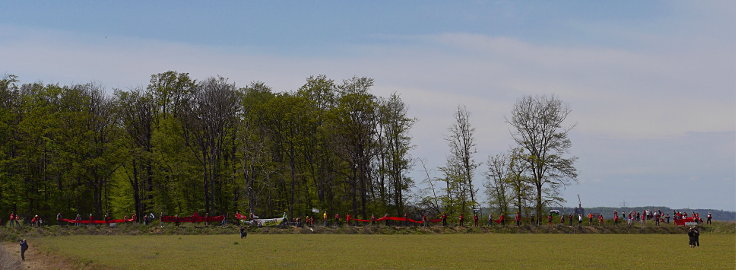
239, 226, 247, 239
688, 227, 697, 248
403, 212, 409, 226
75, 213, 81, 227
384, 213, 389, 226
15, 215, 20, 227
515, 212, 521, 226
422, 214, 428, 227
548, 214, 553, 225
8, 213, 14, 228
568, 214, 573, 226
323, 212, 328, 226
487, 213, 493, 226
473, 213, 479, 227
334, 213, 340, 226
598, 214, 604, 225
577, 214, 583, 227
56, 213, 63, 226
655, 211, 661, 226
587, 213, 593, 225
371, 214, 376, 225
707, 212, 712, 224
441, 213, 447, 227
88, 213, 93, 226
346, 213, 351, 226
613, 211, 619, 225
693, 227, 700, 247
19, 239, 28, 261
665, 213, 670, 224
458, 214, 464, 227
560, 214, 565, 224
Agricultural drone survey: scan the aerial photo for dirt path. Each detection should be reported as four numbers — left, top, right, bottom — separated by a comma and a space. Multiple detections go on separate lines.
0, 241, 89, 270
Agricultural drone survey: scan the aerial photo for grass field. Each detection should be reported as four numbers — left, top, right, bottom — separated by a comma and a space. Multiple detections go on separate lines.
31, 233, 735, 269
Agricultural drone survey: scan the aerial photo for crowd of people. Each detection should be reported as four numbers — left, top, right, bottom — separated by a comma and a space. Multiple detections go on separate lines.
0, 209, 715, 229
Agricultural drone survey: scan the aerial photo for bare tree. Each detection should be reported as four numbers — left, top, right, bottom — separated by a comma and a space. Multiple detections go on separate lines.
445, 105, 479, 214
485, 153, 510, 216
507, 95, 577, 225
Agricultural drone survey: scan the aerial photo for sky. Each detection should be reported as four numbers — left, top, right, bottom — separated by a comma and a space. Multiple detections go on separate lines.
1, 0, 734, 211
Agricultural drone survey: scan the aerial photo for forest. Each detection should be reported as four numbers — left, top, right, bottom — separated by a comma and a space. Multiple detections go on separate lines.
0, 72, 576, 223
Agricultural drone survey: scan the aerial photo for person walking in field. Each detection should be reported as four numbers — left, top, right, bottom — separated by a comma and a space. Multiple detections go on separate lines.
19, 239, 28, 261
687, 227, 699, 248
240, 226, 247, 239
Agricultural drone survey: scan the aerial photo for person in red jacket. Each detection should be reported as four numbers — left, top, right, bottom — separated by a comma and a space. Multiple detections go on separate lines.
346, 213, 351, 226
598, 214, 604, 225
8, 213, 14, 228
515, 212, 521, 226
441, 213, 447, 227
473, 213, 479, 227
459, 214, 464, 227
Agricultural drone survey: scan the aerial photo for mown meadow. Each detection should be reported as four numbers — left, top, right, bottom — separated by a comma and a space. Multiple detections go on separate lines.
32, 233, 735, 269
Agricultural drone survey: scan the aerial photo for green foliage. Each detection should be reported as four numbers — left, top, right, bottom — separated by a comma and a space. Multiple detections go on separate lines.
0, 72, 415, 223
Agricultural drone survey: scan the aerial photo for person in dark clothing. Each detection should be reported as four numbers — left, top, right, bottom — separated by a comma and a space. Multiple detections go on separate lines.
239, 226, 247, 239
688, 227, 700, 248
19, 239, 28, 261
441, 213, 447, 227
568, 214, 573, 226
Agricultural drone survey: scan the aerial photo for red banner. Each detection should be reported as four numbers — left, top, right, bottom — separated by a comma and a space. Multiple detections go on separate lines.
674, 217, 697, 226
235, 212, 248, 220
59, 218, 136, 224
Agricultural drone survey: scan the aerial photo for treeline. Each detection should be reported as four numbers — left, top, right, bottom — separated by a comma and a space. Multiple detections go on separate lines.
0, 72, 414, 220
1, 72, 579, 224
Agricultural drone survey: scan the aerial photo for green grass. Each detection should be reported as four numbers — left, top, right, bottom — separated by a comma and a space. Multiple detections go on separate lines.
33, 233, 735, 269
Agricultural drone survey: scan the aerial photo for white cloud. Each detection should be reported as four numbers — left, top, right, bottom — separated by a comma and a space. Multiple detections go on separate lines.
1, 21, 734, 209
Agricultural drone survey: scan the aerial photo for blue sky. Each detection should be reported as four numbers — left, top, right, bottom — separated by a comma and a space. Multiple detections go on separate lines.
1, 1, 734, 210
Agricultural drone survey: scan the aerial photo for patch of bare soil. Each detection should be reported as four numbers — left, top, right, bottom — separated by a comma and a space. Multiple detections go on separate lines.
0, 242, 100, 270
